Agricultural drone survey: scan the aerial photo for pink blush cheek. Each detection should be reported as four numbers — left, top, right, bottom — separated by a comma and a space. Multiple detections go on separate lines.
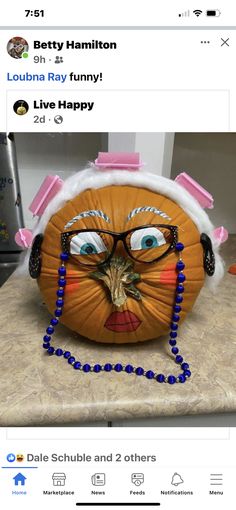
159, 263, 177, 286
65, 282, 80, 293
64, 271, 80, 293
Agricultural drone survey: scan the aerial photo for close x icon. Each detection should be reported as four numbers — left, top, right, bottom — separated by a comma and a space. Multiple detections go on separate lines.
221, 37, 230, 46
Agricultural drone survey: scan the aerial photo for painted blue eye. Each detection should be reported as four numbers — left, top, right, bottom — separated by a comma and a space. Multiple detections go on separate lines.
80, 243, 98, 255
70, 232, 108, 256
130, 227, 167, 251
141, 235, 158, 249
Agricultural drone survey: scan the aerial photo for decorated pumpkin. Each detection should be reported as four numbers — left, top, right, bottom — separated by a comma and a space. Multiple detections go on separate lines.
17, 153, 225, 384
38, 184, 206, 344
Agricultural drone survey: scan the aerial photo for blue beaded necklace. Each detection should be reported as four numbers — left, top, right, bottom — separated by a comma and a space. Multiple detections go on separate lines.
41, 241, 191, 385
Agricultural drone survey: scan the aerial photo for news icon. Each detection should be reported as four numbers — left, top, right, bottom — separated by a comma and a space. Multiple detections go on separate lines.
91, 473, 106, 486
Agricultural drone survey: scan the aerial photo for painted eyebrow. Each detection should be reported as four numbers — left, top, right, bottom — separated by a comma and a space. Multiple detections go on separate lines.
127, 206, 171, 222
64, 210, 110, 229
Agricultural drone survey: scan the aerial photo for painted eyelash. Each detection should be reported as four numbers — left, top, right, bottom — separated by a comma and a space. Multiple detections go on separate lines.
127, 206, 171, 222
64, 210, 110, 229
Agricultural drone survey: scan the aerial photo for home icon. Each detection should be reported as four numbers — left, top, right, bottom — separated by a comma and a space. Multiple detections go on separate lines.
52, 473, 66, 486
13, 473, 26, 486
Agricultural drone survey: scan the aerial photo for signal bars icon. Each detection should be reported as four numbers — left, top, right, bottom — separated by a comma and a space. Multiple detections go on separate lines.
178, 10, 190, 17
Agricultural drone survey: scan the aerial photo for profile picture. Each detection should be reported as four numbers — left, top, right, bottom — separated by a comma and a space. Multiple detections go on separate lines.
7, 36, 29, 59
13, 100, 29, 116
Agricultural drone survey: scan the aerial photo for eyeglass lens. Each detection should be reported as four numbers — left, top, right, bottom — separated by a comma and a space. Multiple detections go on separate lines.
67, 226, 174, 266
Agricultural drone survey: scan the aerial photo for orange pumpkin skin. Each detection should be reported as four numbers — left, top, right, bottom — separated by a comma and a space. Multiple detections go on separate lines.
38, 185, 205, 344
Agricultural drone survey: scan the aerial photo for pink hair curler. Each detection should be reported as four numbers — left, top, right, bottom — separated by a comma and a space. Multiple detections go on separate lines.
15, 228, 33, 248
213, 226, 228, 246
29, 175, 64, 217
94, 152, 143, 170
175, 172, 214, 209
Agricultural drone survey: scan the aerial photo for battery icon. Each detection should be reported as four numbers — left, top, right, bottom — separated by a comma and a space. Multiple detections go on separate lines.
206, 9, 221, 16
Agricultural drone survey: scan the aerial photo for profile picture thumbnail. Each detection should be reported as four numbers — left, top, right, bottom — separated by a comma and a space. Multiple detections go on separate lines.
7, 37, 29, 59
13, 100, 29, 116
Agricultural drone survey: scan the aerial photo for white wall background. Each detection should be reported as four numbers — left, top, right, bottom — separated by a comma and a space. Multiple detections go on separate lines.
108, 132, 174, 176
171, 133, 236, 233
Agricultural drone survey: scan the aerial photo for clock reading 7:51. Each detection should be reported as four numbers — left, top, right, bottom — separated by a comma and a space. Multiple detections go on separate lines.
25, 10, 45, 17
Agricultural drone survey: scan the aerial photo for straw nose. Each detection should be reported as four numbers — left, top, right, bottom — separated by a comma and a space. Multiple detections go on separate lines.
89, 256, 142, 307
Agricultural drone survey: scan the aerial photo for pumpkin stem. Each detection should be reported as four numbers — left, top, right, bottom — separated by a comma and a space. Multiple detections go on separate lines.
89, 256, 141, 307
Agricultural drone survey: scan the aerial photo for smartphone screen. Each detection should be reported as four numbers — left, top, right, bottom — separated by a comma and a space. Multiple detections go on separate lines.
0, 2, 235, 509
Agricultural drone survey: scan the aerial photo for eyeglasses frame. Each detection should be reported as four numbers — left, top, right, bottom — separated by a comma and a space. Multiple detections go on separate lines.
61, 224, 178, 267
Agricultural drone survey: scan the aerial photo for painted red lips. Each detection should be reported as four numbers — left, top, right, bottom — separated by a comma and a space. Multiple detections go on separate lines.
105, 310, 141, 332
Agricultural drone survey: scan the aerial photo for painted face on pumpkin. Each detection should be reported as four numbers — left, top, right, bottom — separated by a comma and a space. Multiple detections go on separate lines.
38, 185, 205, 344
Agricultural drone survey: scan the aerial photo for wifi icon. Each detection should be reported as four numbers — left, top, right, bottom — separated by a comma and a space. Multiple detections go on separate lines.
193, 9, 203, 16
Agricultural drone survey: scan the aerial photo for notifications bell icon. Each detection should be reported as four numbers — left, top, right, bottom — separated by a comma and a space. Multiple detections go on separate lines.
171, 472, 184, 486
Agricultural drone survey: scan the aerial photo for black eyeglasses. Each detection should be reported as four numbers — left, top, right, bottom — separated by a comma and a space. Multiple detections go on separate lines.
61, 224, 178, 267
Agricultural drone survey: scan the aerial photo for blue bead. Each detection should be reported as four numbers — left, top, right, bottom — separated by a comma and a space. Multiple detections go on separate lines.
74, 362, 81, 370
51, 318, 59, 326
184, 369, 191, 378
64, 351, 71, 359
169, 339, 177, 346
46, 326, 54, 335
57, 289, 64, 298
181, 362, 189, 370
68, 356, 75, 364
168, 375, 176, 384
58, 279, 66, 287
104, 363, 112, 372
146, 370, 154, 379
43, 335, 51, 342
170, 331, 177, 338
135, 367, 144, 376
58, 267, 66, 276
171, 323, 178, 331
56, 299, 64, 307
172, 347, 179, 355
55, 348, 63, 356
83, 364, 91, 372
125, 364, 133, 374
178, 374, 186, 383
172, 314, 180, 322
114, 363, 123, 372
176, 355, 183, 364
176, 295, 183, 303
47, 346, 55, 355
175, 242, 184, 252
176, 260, 185, 270
93, 364, 102, 373
174, 305, 181, 313
177, 273, 186, 283
43, 343, 50, 349
156, 374, 165, 383
177, 285, 184, 293
55, 309, 62, 317
60, 253, 69, 261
